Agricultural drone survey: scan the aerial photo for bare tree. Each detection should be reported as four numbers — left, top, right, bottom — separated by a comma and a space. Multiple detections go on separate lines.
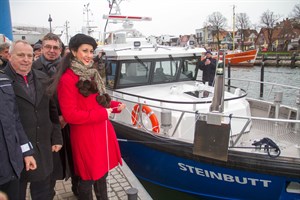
207, 12, 227, 50
260, 10, 281, 51
236, 13, 251, 50
290, 3, 300, 19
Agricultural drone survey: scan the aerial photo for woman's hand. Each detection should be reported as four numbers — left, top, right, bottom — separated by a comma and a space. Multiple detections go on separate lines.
117, 103, 126, 111
107, 108, 113, 116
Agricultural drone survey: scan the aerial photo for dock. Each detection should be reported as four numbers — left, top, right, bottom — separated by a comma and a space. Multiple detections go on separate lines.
26, 160, 152, 200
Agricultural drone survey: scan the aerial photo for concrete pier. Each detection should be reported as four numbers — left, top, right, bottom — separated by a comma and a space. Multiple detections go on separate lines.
26, 160, 152, 200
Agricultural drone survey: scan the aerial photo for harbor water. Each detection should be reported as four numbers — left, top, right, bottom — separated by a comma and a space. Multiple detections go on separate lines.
228, 65, 300, 107
138, 65, 300, 200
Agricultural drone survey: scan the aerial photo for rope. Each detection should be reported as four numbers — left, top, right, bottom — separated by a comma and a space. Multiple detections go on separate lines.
105, 119, 112, 199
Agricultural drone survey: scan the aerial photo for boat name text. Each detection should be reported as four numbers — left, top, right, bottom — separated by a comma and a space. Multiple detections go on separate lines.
178, 163, 272, 187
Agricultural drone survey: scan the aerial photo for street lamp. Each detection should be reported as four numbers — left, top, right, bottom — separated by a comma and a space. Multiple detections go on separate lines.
48, 14, 52, 33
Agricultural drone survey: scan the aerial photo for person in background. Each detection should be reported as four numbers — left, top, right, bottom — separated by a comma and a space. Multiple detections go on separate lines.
0, 43, 10, 69
4, 40, 63, 200
60, 43, 70, 57
93, 50, 106, 84
48, 33, 126, 200
32, 32, 77, 197
0, 70, 37, 200
33, 43, 42, 61
197, 50, 217, 86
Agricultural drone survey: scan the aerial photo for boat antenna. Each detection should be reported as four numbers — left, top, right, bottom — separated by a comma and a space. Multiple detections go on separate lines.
104, 0, 115, 34
232, 5, 235, 50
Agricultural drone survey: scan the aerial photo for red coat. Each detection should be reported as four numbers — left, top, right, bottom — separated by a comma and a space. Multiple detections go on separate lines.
57, 68, 122, 180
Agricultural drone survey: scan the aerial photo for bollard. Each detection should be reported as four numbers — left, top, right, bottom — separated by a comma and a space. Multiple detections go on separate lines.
126, 187, 138, 200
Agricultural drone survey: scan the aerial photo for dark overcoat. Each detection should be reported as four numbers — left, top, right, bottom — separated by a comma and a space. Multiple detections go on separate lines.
4, 65, 63, 182
33, 57, 73, 180
0, 72, 34, 185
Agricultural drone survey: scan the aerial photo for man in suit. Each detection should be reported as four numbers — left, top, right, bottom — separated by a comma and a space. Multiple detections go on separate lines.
4, 40, 63, 200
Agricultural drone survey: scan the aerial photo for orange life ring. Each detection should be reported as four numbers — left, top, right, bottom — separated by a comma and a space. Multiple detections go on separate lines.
131, 104, 160, 133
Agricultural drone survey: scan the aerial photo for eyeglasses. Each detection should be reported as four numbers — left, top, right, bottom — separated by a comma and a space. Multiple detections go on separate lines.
43, 45, 61, 51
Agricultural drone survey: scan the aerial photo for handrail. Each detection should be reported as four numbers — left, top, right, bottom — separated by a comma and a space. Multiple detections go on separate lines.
111, 93, 300, 124
113, 85, 247, 105
226, 77, 300, 90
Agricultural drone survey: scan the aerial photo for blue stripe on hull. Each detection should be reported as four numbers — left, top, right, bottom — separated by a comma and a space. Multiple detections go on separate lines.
119, 140, 300, 200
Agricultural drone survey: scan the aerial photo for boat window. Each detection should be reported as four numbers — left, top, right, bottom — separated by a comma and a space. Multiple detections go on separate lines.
179, 58, 197, 80
153, 60, 179, 83
106, 61, 117, 88
119, 61, 151, 85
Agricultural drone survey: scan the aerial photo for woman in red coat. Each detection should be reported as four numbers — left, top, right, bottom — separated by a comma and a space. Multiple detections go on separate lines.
49, 34, 125, 200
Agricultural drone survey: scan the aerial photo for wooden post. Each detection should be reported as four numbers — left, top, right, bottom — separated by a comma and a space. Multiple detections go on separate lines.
291, 52, 296, 68
227, 59, 231, 91
276, 54, 279, 67
260, 55, 265, 98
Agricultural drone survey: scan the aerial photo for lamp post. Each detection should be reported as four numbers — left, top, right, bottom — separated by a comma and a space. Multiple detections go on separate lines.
65, 20, 70, 44
48, 14, 52, 33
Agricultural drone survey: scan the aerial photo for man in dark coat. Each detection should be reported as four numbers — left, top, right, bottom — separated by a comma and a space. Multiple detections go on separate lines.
197, 50, 217, 86
32, 32, 77, 196
4, 40, 63, 200
0, 71, 37, 200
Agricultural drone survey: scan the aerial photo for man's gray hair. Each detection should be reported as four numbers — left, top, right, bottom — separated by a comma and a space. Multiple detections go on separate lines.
0, 43, 10, 53
9, 40, 32, 54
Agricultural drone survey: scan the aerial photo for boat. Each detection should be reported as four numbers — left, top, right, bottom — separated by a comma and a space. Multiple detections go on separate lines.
205, 49, 259, 67
97, 1, 300, 199
220, 49, 258, 66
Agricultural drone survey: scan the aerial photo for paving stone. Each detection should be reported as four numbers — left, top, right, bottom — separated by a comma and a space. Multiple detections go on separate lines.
25, 164, 151, 200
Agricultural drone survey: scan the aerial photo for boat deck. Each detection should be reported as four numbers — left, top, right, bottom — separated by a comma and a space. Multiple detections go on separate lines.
230, 107, 300, 159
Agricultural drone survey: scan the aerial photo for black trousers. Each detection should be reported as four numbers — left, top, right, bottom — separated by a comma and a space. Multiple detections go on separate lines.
0, 178, 19, 200
78, 173, 108, 200
19, 175, 52, 200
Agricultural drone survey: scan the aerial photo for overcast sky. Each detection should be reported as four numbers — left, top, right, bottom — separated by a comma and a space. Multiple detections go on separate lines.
9, 0, 299, 38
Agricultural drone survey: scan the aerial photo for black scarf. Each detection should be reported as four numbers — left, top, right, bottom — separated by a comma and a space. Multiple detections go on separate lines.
40, 55, 61, 77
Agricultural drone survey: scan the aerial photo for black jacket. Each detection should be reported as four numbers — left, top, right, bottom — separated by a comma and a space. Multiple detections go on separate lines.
3, 65, 63, 182
197, 57, 217, 86
0, 72, 34, 185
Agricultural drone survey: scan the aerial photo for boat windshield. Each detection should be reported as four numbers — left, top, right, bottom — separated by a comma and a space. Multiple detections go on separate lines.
110, 57, 198, 89
119, 61, 151, 85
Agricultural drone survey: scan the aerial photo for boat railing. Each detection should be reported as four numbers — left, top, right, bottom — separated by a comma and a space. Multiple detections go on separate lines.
225, 77, 300, 107
111, 88, 300, 139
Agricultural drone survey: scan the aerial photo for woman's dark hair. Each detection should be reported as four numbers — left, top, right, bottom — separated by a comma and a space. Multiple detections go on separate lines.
47, 52, 73, 96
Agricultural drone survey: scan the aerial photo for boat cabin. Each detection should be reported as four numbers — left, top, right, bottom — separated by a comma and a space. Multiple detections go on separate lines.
97, 42, 206, 89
